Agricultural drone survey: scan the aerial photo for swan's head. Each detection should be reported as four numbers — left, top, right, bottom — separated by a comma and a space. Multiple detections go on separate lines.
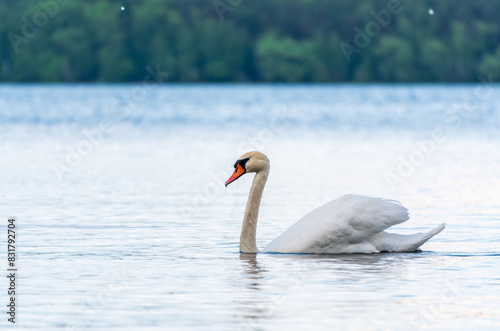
225, 151, 270, 187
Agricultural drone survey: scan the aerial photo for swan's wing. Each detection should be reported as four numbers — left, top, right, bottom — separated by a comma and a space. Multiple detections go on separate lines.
262, 194, 409, 253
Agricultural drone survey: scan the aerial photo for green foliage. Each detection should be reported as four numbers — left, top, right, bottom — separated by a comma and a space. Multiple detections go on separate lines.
1, 0, 500, 82
257, 31, 312, 82
374, 36, 417, 81
479, 47, 500, 79
420, 39, 452, 81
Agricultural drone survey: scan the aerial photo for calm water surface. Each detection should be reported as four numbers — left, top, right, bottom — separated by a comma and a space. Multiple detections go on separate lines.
0, 84, 499, 330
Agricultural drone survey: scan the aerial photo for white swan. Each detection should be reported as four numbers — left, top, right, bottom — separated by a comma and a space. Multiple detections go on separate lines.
225, 151, 445, 254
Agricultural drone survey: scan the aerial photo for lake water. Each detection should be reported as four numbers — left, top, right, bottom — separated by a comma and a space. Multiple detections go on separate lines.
1, 84, 499, 330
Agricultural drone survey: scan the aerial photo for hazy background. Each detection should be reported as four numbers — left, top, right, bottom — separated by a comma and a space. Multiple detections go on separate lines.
1, 0, 500, 83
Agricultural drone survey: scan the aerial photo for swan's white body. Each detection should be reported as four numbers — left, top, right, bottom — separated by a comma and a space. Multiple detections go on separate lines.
262, 194, 445, 254
226, 151, 445, 254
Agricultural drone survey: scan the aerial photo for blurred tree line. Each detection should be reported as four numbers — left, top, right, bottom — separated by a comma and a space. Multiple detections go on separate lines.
1, 0, 499, 82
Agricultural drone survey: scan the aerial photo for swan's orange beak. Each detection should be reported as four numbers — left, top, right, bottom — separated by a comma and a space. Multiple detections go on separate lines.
225, 164, 246, 187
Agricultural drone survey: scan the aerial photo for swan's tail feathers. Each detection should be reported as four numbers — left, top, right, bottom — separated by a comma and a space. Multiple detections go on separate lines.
423, 222, 446, 240
410, 222, 446, 250
370, 223, 446, 252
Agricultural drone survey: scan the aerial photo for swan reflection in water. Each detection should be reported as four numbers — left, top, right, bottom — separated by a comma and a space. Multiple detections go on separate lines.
235, 251, 429, 329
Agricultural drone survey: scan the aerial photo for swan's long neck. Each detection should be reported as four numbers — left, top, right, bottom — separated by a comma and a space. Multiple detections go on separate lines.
240, 169, 268, 253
